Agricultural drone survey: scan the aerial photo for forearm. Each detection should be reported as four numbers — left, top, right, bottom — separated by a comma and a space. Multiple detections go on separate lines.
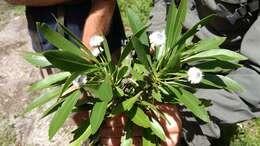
6, 0, 70, 6
82, 0, 115, 49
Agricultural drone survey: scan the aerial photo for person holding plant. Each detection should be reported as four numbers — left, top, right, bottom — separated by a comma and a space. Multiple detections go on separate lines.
7, 1, 183, 146
7, 0, 125, 58
151, 0, 260, 145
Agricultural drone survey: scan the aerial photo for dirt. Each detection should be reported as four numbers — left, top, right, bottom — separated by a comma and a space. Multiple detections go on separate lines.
0, 1, 75, 146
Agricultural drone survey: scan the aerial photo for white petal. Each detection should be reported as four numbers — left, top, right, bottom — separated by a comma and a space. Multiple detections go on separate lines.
187, 67, 203, 84
89, 35, 104, 47
149, 30, 166, 46
91, 47, 103, 57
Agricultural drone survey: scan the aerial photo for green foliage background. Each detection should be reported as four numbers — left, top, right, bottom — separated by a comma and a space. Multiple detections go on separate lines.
117, 0, 153, 25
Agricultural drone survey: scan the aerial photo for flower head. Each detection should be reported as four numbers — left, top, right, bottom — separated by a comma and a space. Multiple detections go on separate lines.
89, 35, 104, 48
91, 47, 104, 57
149, 30, 166, 47
187, 67, 203, 84
73, 75, 87, 87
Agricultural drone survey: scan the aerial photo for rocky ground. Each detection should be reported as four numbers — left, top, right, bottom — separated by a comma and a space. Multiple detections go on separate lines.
0, 1, 75, 146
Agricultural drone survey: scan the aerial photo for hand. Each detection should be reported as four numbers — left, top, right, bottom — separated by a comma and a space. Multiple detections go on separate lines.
82, 0, 115, 50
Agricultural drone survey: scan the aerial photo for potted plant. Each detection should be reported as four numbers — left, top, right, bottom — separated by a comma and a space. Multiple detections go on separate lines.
23, 0, 247, 145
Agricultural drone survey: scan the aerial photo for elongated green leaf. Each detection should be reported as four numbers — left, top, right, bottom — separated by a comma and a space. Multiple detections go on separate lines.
142, 129, 156, 146
178, 89, 210, 122
44, 51, 94, 72
183, 49, 248, 62
118, 41, 133, 64
128, 107, 150, 128
195, 60, 241, 73
29, 72, 70, 91
166, 1, 177, 49
152, 89, 162, 102
41, 99, 64, 118
38, 23, 87, 58
26, 87, 60, 113
49, 90, 81, 139
150, 118, 166, 141
23, 52, 51, 68
87, 75, 113, 101
59, 73, 80, 97
183, 37, 226, 55
175, 15, 216, 48
126, 8, 148, 45
90, 101, 108, 134
202, 74, 244, 92
162, 48, 181, 73
112, 92, 141, 115
131, 37, 150, 70
116, 66, 128, 82
69, 124, 92, 146
217, 75, 244, 92
102, 36, 112, 62
120, 122, 134, 146
166, 0, 187, 50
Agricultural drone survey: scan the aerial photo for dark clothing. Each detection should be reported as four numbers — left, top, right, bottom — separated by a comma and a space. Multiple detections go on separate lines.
26, 1, 125, 52
151, 0, 260, 145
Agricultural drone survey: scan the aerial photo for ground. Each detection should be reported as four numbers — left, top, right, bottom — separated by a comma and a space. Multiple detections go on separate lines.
0, 1, 259, 146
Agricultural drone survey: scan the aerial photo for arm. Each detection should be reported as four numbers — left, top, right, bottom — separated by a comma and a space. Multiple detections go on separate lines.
82, 0, 115, 50
6, 0, 70, 6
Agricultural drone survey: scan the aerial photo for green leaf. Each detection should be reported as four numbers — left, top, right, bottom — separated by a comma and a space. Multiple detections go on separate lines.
218, 75, 244, 92
102, 36, 112, 62
166, 0, 187, 50
126, 8, 148, 45
152, 90, 162, 102
112, 92, 141, 115
116, 66, 128, 82
69, 123, 92, 146
90, 101, 108, 134
182, 49, 248, 62
49, 90, 81, 139
23, 52, 51, 68
87, 75, 113, 101
38, 23, 87, 58
132, 63, 148, 81
120, 122, 134, 146
41, 99, 64, 118
131, 37, 150, 70
128, 106, 150, 128
183, 37, 226, 55
178, 89, 210, 122
162, 48, 181, 73
202, 74, 244, 92
150, 118, 166, 141
44, 51, 94, 72
59, 72, 80, 97
165, 1, 177, 49
194, 60, 242, 73
175, 15, 216, 49
29, 72, 71, 91
118, 41, 133, 64
142, 128, 156, 146
25, 87, 60, 113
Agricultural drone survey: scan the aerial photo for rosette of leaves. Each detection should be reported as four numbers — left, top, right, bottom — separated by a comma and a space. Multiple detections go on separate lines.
23, 0, 247, 145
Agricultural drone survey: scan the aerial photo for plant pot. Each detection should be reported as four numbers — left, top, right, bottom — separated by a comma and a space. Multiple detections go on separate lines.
100, 103, 182, 146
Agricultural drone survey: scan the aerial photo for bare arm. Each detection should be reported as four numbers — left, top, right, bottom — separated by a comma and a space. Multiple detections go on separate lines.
82, 0, 115, 50
6, 0, 70, 6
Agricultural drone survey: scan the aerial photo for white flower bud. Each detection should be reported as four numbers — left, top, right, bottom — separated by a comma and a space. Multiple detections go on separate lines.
91, 47, 104, 57
89, 35, 104, 47
149, 30, 166, 46
187, 67, 203, 84
73, 75, 87, 87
